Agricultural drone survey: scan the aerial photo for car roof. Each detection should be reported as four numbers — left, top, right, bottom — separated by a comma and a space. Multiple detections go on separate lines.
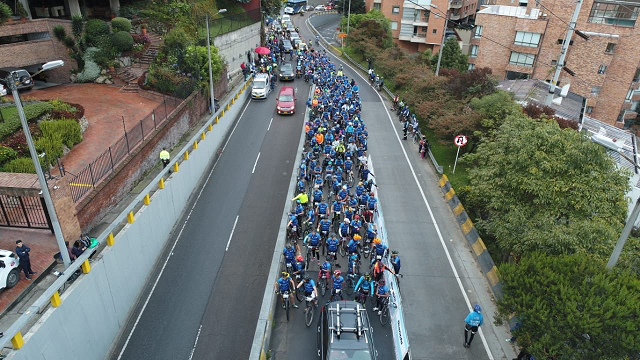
254, 73, 269, 80
279, 86, 294, 95
0, 249, 14, 257
325, 301, 373, 346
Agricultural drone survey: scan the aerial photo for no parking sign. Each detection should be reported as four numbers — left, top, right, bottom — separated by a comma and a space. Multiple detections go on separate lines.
453, 134, 467, 174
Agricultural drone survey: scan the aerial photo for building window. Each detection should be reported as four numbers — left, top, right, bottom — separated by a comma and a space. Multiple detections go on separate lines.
468, 63, 476, 70
598, 65, 607, 74
392, 6, 400, 13
605, 42, 616, 53
509, 51, 535, 67
591, 86, 601, 95
391, 21, 398, 30
626, 89, 633, 101
519, 0, 528, 6
422, 26, 428, 32
514, 31, 541, 47
557, 39, 574, 45
423, 11, 431, 21
433, 29, 437, 34
373, 3, 381, 10
474, 25, 483, 38
634, 68, 640, 82
586, 106, 594, 113
470, 45, 479, 57
551, 60, 558, 65
588, 1, 639, 27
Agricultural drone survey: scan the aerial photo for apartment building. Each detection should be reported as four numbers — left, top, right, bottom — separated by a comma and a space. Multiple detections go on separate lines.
469, 0, 640, 126
364, 0, 478, 52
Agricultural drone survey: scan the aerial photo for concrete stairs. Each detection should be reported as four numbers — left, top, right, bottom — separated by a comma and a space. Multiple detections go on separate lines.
112, 31, 164, 93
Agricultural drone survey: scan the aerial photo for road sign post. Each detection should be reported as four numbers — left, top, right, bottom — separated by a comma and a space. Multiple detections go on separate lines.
452, 134, 467, 174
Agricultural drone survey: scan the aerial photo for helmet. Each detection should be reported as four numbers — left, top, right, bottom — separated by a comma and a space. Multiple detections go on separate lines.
378, 279, 386, 286
286, 243, 292, 249
304, 275, 311, 282
296, 255, 304, 262
391, 250, 398, 256
342, 185, 347, 190
373, 238, 381, 244
344, 218, 350, 224
354, 215, 360, 220
334, 270, 341, 276
296, 200, 301, 204
474, 304, 482, 313
358, 182, 363, 186
282, 271, 290, 278
350, 254, 358, 261
364, 274, 371, 281
326, 255, 332, 261
369, 192, 374, 196
353, 234, 361, 240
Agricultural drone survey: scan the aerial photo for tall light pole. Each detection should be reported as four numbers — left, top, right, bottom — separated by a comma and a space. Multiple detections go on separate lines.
432, 1, 451, 76
5, 60, 72, 268
347, 0, 352, 34
206, 9, 227, 114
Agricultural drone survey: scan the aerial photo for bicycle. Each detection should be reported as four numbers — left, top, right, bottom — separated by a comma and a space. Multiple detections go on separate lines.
345, 273, 358, 296
304, 294, 315, 327
318, 271, 329, 296
280, 290, 292, 321
306, 244, 319, 269
330, 288, 344, 301
378, 296, 390, 326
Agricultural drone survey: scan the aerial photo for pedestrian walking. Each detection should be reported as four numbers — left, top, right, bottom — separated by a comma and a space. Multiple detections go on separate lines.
160, 147, 170, 168
464, 304, 484, 348
15, 240, 36, 280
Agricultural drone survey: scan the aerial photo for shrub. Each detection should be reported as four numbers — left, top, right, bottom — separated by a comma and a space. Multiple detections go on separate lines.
2, 158, 36, 173
0, 102, 52, 140
23, 102, 53, 122
85, 19, 110, 46
16, 2, 28, 18
164, 27, 191, 53
76, 48, 101, 82
0, 2, 12, 24
112, 31, 134, 51
48, 99, 78, 113
0, 146, 18, 165
1, 122, 41, 156
53, 25, 67, 41
35, 134, 63, 166
40, 119, 82, 148
111, 17, 132, 33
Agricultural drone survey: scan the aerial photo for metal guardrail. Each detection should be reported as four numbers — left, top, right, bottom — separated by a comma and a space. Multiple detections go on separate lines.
306, 14, 443, 174
0, 77, 253, 355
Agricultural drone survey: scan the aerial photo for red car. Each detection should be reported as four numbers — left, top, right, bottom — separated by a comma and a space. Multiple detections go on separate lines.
276, 86, 296, 115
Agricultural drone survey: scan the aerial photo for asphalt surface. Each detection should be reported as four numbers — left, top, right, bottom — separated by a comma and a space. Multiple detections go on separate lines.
110, 78, 309, 360
269, 13, 500, 360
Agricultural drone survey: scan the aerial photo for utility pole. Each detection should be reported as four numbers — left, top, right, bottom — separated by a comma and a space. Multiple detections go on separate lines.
545, 0, 583, 105
347, 0, 352, 34
434, 10, 449, 76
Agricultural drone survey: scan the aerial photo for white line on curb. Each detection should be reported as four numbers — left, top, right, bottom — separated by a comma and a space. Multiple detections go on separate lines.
226, 215, 239, 251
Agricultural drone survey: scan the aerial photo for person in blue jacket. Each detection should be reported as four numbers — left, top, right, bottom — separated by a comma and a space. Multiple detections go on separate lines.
464, 305, 484, 348
274, 271, 298, 308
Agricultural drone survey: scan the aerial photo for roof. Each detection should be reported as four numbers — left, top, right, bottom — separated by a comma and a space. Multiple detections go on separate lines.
580, 115, 639, 177
497, 79, 585, 121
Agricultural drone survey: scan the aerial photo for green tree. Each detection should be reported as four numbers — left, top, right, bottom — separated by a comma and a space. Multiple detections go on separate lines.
432, 36, 468, 73
463, 116, 629, 258
340, 9, 389, 33
496, 252, 640, 360
469, 90, 521, 131
335, 0, 366, 15
347, 19, 392, 59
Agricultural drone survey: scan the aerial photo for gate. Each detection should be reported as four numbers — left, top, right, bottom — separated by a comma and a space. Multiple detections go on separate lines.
0, 195, 53, 231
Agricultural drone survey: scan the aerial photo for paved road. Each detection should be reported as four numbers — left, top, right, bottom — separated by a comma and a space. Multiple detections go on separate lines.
274, 13, 504, 360
111, 79, 309, 359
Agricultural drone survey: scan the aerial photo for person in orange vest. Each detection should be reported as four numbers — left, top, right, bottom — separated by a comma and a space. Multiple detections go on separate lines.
312, 98, 318, 107
315, 131, 324, 145
305, 123, 310, 134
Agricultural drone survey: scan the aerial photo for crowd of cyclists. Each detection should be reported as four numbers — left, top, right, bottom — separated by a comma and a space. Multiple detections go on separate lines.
267, 26, 403, 321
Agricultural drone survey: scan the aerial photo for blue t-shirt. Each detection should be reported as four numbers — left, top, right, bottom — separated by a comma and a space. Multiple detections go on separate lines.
377, 285, 389, 296
313, 189, 323, 202
319, 219, 331, 231
339, 223, 351, 237
375, 243, 387, 255
283, 247, 296, 260
392, 256, 401, 272
347, 239, 359, 252
327, 238, 339, 252
303, 279, 316, 293
332, 201, 342, 212
332, 275, 345, 289
321, 261, 331, 271
355, 276, 372, 292
367, 197, 377, 210
465, 312, 484, 327
278, 277, 291, 292
306, 232, 321, 246
317, 203, 328, 214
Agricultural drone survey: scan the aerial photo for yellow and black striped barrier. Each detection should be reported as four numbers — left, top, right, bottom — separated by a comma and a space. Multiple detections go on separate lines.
440, 174, 502, 299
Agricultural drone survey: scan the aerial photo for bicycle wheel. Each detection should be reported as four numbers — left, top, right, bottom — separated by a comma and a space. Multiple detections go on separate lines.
305, 304, 314, 327
339, 241, 347, 257
285, 298, 290, 322
380, 305, 389, 326
345, 278, 354, 296
306, 251, 312, 270
296, 287, 304, 302
319, 279, 326, 296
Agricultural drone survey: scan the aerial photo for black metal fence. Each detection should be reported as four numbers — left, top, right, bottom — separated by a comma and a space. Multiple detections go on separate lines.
0, 195, 52, 230
67, 96, 182, 203
208, 8, 262, 37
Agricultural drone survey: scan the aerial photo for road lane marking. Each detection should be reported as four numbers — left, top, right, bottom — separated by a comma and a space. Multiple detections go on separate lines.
314, 27, 495, 359
268, 117, 273, 131
117, 98, 251, 360
226, 215, 239, 251
187, 325, 202, 360
252, 152, 261, 174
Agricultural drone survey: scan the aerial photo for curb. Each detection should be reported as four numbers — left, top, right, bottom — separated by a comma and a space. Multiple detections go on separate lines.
439, 174, 503, 299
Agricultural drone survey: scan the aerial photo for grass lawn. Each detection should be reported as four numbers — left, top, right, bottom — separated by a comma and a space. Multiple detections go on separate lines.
421, 127, 471, 190
0, 106, 17, 122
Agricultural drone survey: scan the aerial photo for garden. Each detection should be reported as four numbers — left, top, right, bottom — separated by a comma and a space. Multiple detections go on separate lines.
0, 98, 85, 173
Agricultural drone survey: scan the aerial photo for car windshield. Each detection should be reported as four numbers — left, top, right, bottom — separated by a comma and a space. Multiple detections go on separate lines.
253, 80, 266, 89
279, 94, 294, 102
281, 64, 293, 72
329, 349, 372, 360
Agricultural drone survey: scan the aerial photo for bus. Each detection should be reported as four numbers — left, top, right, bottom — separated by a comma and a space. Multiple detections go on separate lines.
284, 0, 307, 14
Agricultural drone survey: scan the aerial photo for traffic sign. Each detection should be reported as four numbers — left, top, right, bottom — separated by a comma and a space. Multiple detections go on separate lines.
454, 135, 467, 147
338, 32, 347, 38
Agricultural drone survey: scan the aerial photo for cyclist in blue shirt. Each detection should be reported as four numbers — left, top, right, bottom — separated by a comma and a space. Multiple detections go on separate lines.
283, 243, 297, 267
318, 255, 332, 281
373, 279, 389, 314
304, 230, 321, 260
274, 271, 298, 308
347, 253, 359, 275
464, 305, 484, 348
316, 201, 329, 219
391, 250, 401, 274
344, 206, 355, 221
354, 273, 373, 305
326, 233, 339, 260
370, 238, 388, 266
312, 186, 323, 205
351, 215, 362, 236
338, 218, 351, 242
296, 275, 318, 308
305, 207, 316, 228
367, 192, 377, 211
337, 185, 349, 202
287, 212, 299, 238
355, 182, 366, 197
331, 200, 342, 222
293, 255, 305, 280
366, 223, 377, 241
331, 269, 345, 300
347, 234, 361, 256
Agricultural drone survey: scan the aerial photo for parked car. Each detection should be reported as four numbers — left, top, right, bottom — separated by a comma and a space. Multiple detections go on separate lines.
276, 86, 297, 115
318, 300, 377, 360
0, 250, 20, 290
0, 84, 6, 97
306, 5, 314, 11
251, 73, 272, 99
0, 68, 33, 91
280, 63, 295, 81
315, 4, 326, 11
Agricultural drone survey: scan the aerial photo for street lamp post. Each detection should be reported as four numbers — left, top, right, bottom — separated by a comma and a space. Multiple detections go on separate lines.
432, 1, 451, 76
347, 0, 352, 34
4, 60, 72, 268
206, 9, 227, 114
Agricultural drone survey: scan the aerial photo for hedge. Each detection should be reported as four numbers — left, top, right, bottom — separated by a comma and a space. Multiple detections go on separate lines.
112, 31, 134, 51
40, 119, 82, 148
2, 157, 37, 173
85, 19, 110, 45
111, 17, 132, 33
0, 102, 53, 140
0, 146, 18, 165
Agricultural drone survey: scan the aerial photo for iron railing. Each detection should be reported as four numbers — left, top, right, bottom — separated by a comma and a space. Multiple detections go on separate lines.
67, 96, 181, 203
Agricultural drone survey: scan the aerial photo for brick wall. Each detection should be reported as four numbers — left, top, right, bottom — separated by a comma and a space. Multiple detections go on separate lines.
0, 19, 76, 83
74, 90, 208, 231
51, 177, 81, 240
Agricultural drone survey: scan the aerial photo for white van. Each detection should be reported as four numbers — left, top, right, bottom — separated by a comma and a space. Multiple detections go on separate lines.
282, 14, 291, 23
251, 73, 271, 99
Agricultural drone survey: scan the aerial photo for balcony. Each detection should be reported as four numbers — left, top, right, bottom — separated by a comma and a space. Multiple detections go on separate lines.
398, 33, 427, 43
632, 90, 640, 102
449, 12, 461, 20
623, 110, 638, 120
451, 1, 463, 8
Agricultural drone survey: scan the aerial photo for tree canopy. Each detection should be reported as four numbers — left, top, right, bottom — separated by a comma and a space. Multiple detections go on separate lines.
463, 115, 629, 258
497, 252, 640, 360
429, 37, 468, 73
340, 10, 390, 34
334, 0, 366, 15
